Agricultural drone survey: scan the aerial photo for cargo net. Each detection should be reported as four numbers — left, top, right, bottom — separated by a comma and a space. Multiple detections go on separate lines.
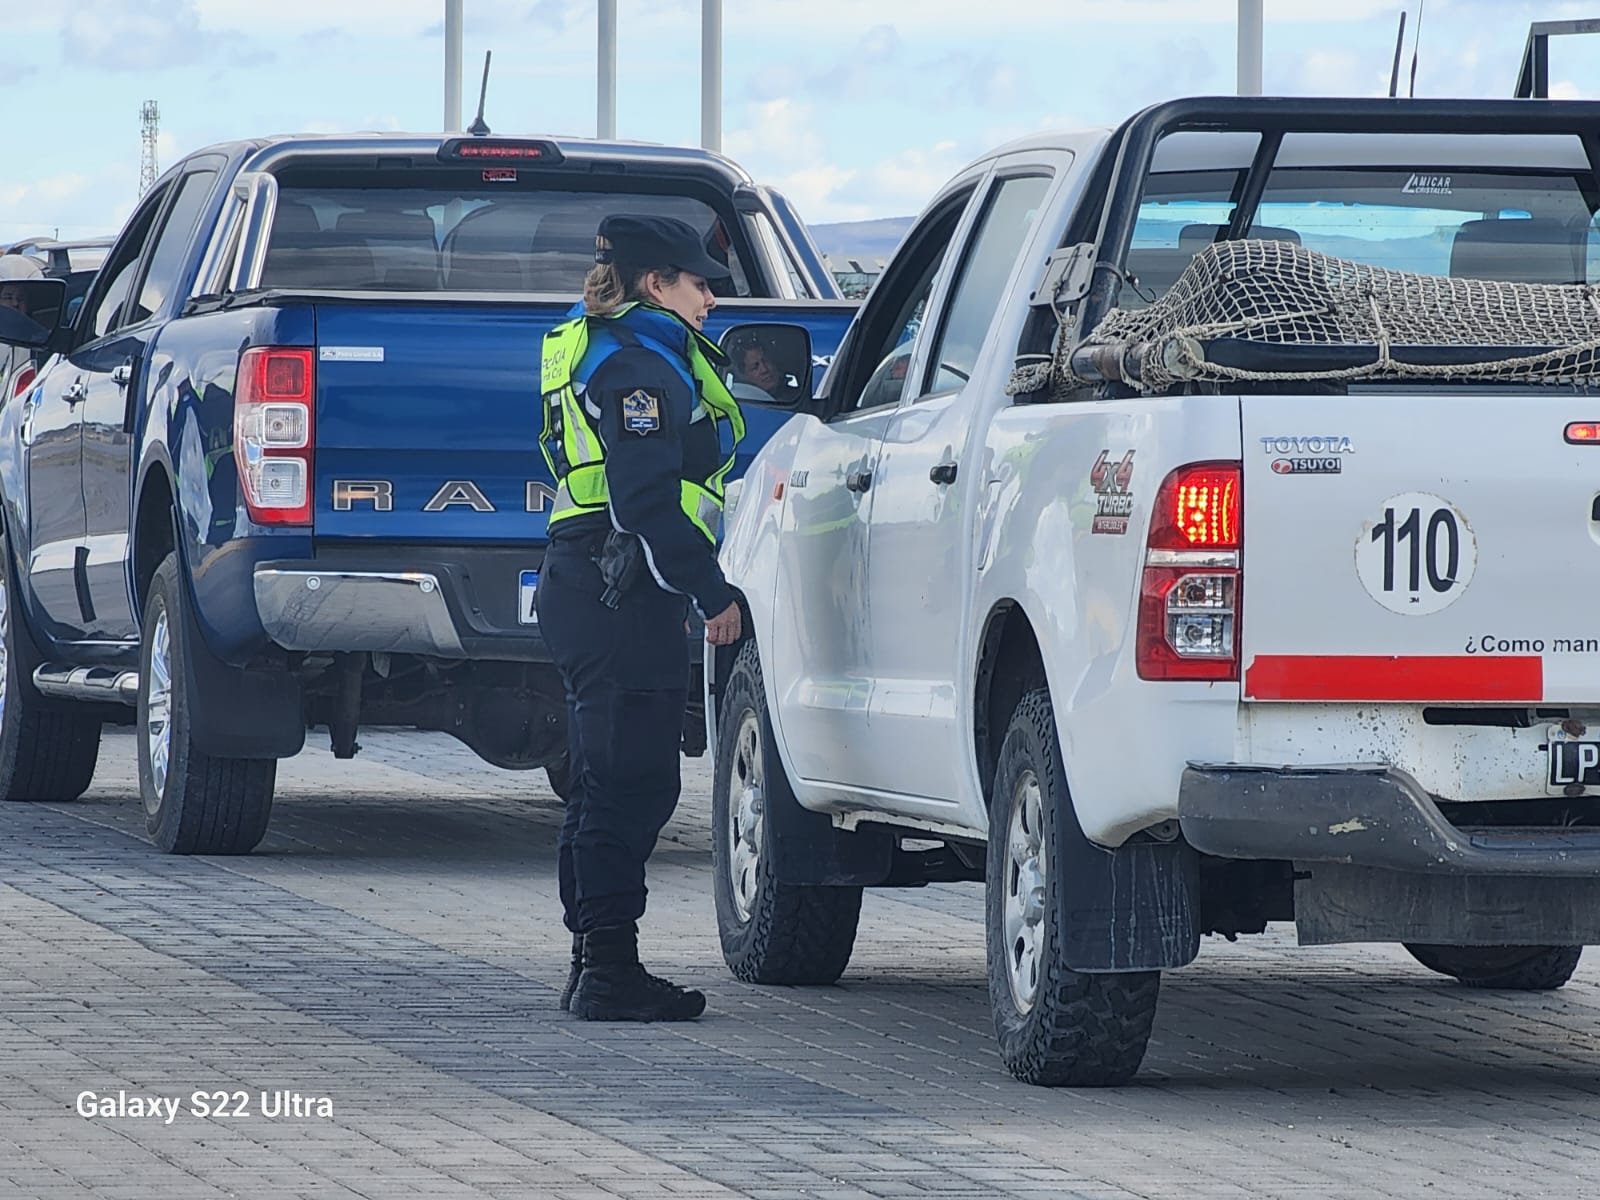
1013, 239, 1600, 395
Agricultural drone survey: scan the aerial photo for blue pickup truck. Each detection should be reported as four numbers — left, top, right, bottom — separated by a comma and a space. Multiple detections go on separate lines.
0, 131, 854, 853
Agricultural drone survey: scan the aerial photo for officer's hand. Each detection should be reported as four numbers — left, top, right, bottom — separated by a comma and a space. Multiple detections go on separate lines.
704, 602, 742, 646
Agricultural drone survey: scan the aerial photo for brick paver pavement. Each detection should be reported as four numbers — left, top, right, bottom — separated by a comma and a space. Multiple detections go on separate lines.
1, 727, 1597, 1198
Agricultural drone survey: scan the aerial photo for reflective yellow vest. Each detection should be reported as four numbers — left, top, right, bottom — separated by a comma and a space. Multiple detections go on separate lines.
539, 302, 746, 541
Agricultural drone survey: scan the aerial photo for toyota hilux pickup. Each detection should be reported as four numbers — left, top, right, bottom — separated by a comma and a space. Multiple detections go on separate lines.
706, 96, 1600, 1086
0, 130, 853, 853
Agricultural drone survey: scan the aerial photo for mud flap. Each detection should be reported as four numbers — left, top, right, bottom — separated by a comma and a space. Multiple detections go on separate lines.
769, 790, 895, 887
1058, 804, 1202, 973
180, 575, 304, 760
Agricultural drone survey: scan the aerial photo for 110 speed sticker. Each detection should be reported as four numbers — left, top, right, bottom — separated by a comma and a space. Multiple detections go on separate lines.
1354, 492, 1477, 615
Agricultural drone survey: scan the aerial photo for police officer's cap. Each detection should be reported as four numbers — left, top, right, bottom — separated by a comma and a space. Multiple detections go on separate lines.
597, 214, 730, 280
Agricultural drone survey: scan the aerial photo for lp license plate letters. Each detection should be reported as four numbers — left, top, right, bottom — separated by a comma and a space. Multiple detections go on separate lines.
1549, 739, 1600, 787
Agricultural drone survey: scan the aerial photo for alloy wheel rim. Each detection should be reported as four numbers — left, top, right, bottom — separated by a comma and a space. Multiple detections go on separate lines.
728, 708, 766, 922
145, 608, 173, 807
1004, 770, 1047, 1013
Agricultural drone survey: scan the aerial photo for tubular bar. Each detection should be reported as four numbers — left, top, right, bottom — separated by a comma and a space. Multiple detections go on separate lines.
1078, 95, 1600, 337
1515, 19, 1600, 99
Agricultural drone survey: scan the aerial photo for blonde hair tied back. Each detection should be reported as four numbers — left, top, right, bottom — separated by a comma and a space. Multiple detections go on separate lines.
582, 235, 682, 316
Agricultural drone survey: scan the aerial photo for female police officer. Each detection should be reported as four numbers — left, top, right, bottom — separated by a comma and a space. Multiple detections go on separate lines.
537, 214, 745, 1022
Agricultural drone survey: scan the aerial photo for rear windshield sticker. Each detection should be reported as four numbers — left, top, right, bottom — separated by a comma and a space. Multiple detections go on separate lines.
1402, 173, 1453, 196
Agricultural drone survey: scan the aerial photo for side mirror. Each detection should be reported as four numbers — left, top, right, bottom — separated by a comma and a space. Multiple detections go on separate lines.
718, 321, 813, 409
0, 279, 66, 348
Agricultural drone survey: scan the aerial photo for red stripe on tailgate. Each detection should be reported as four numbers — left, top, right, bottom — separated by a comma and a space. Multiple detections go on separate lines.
1244, 655, 1543, 702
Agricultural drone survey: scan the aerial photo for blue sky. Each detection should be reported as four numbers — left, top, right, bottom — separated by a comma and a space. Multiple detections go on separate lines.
3, 0, 1598, 241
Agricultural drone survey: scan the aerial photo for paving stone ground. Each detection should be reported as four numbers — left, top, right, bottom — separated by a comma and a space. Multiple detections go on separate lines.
1, 726, 1598, 1199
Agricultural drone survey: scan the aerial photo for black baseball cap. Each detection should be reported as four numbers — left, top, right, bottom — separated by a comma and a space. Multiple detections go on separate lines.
597, 214, 731, 279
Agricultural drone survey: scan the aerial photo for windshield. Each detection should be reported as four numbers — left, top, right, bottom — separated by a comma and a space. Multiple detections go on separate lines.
258, 178, 754, 296
1125, 165, 1600, 307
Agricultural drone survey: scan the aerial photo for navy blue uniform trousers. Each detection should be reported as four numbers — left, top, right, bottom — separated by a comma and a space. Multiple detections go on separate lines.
537, 530, 689, 934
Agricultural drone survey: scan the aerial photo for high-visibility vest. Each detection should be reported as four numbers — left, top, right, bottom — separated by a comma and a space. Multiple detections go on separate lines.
539, 302, 746, 541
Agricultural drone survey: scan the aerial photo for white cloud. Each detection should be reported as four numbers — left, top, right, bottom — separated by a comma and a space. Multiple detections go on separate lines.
1288, 48, 1391, 97
64, 0, 264, 72
0, 168, 136, 242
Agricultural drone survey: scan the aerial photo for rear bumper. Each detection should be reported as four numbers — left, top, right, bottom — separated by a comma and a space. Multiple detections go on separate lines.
255, 569, 467, 657
1180, 762, 1600, 876
253, 547, 551, 662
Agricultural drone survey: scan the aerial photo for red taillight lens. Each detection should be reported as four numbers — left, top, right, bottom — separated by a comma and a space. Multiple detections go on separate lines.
10, 363, 36, 401
1565, 421, 1600, 443
234, 346, 314, 526
1137, 462, 1242, 681
1151, 464, 1240, 550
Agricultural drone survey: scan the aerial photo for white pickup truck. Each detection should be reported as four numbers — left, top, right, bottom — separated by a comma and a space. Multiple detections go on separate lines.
704, 96, 1600, 1086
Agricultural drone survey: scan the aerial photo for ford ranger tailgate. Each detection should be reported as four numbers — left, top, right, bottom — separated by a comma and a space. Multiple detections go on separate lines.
312, 303, 551, 543
1240, 391, 1600, 704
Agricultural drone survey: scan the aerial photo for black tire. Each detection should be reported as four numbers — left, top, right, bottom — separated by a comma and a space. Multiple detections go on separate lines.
0, 527, 100, 801
138, 553, 276, 854
713, 640, 862, 984
986, 689, 1159, 1087
1404, 943, 1582, 990
545, 752, 574, 803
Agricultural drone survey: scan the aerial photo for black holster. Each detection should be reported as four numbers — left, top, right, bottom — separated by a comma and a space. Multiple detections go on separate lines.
595, 530, 644, 609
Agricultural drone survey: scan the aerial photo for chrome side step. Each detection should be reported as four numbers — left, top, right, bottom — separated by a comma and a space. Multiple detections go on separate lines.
33, 664, 139, 705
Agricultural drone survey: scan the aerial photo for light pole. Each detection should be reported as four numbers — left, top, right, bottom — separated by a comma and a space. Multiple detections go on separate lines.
702, 0, 722, 152
444, 0, 463, 129
1237, 0, 1264, 96
598, 0, 617, 139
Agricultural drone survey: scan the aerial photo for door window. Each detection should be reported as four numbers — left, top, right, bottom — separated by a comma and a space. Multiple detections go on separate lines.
919, 174, 1051, 396
127, 170, 218, 326
81, 186, 171, 341
830, 189, 975, 416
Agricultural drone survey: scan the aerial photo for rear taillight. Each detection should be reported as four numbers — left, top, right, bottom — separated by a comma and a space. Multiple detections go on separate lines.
1136, 461, 1242, 681
234, 346, 314, 526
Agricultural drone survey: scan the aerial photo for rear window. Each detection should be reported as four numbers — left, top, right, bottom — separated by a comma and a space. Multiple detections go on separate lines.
1126, 164, 1600, 306
258, 179, 754, 296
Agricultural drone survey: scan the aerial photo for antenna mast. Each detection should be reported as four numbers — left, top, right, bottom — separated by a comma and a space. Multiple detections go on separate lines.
139, 100, 160, 195
1388, 11, 1408, 98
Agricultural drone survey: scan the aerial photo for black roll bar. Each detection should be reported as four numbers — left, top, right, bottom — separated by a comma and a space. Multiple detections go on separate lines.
1515, 20, 1600, 100
1077, 95, 1600, 338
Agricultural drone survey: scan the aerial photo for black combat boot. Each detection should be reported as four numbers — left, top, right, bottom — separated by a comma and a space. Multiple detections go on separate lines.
558, 932, 584, 1013
571, 923, 706, 1022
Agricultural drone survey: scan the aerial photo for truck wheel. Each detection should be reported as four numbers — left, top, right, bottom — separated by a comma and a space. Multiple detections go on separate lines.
713, 640, 862, 984
0, 532, 101, 801
1404, 943, 1582, 990
138, 553, 276, 854
545, 753, 574, 802
987, 689, 1159, 1087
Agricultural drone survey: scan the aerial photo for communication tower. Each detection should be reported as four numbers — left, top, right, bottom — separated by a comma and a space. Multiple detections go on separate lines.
139, 100, 160, 195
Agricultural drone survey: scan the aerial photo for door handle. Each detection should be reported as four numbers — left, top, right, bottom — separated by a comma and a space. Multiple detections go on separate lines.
63, 379, 87, 404
845, 469, 873, 494
929, 461, 958, 485
111, 362, 133, 387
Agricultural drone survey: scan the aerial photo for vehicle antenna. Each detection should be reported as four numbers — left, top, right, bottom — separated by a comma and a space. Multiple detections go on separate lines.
468, 50, 492, 136
1408, 0, 1426, 99
1388, 10, 1407, 98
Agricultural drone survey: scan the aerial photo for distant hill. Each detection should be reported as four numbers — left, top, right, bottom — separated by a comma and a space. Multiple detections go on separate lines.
808, 217, 916, 265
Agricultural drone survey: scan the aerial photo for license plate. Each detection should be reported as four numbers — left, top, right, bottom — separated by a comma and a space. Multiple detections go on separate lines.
518, 570, 539, 625
1548, 738, 1600, 787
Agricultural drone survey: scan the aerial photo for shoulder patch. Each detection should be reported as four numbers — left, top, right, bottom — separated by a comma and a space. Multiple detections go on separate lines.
621, 388, 661, 435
